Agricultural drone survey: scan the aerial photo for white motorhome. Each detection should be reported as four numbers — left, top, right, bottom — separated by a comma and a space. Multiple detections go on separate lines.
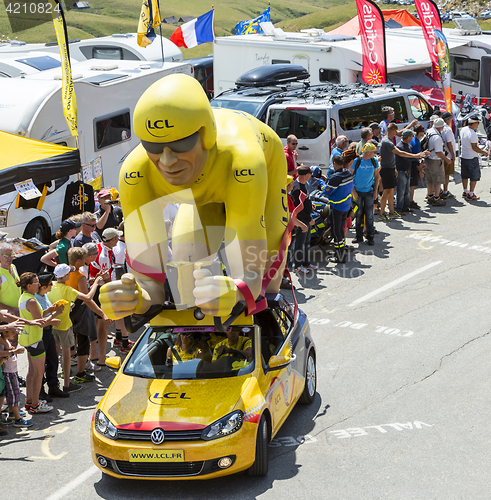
388, 19, 491, 99
0, 58, 192, 241
0, 33, 183, 63
0, 51, 70, 78
213, 25, 470, 96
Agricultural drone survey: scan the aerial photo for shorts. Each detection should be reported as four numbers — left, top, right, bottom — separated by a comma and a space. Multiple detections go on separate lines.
26, 340, 45, 358
70, 301, 97, 342
460, 157, 481, 182
380, 168, 396, 190
4, 372, 20, 407
444, 159, 455, 176
52, 327, 75, 349
410, 164, 420, 187
93, 287, 103, 320
425, 158, 445, 185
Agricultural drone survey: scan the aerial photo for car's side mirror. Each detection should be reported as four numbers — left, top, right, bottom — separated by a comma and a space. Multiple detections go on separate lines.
266, 355, 291, 372
105, 356, 121, 370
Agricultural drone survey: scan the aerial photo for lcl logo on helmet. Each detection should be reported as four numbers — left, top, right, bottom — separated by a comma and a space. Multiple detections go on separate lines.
145, 119, 174, 138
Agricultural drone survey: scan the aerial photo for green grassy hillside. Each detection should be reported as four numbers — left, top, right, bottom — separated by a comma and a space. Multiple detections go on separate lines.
2, 1, 491, 60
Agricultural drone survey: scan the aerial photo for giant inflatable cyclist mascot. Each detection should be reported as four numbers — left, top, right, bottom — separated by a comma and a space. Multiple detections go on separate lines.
99, 74, 290, 321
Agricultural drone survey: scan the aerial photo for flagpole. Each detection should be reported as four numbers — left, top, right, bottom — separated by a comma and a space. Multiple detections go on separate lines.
156, 0, 164, 66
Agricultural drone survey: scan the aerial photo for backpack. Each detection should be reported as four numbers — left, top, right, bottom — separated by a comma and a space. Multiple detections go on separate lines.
420, 131, 439, 153
353, 157, 377, 176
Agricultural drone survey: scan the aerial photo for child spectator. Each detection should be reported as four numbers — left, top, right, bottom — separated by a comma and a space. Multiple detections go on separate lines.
0, 328, 32, 427
41, 219, 81, 267
0, 354, 9, 435
47, 264, 104, 394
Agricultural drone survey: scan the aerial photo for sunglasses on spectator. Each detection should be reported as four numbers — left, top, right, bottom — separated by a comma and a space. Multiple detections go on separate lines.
84, 222, 96, 227
290, 142, 298, 145
0, 253, 14, 258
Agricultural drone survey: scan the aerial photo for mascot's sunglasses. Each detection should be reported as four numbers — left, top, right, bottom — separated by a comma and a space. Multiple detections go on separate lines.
141, 131, 200, 155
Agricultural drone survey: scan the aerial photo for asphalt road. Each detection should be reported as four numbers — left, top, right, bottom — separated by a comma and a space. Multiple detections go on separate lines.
2, 163, 491, 500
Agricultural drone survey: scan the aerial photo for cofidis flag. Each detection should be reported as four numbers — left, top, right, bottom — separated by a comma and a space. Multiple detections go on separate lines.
50, 0, 77, 137
414, 0, 442, 81
234, 5, 271, 35
170, 9, 214, 49
356, 0, 387, 85
137, 0, 162, 48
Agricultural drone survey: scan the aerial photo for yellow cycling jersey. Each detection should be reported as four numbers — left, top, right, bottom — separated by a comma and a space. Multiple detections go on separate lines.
171, 346, 201, 363
119, 108, 288, 282
212, 336, 252, 361
0, 266, 20, 309
18, 292, 43, 347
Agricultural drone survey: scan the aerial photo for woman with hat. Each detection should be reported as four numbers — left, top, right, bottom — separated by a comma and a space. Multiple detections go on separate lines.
40, 219, 81, 267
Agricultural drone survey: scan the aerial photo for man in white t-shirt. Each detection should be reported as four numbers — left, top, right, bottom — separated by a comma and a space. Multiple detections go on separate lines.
425, 118, 451, 207
460, 116, 487, 201
440, 112, 456, 199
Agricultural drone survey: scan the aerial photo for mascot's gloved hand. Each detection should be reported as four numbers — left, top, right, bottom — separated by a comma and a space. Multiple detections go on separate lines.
100, 273, 142, 320
193, 268, 238, 317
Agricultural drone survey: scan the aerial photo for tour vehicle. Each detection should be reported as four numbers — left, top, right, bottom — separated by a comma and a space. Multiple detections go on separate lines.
91, 295, 316, 479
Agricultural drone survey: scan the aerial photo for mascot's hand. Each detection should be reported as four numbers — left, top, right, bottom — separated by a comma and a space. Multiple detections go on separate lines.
99, 273, 142, 320
193, 269, 238, 317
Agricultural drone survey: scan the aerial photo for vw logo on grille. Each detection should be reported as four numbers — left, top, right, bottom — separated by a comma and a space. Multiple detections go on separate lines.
150, 428, 165, 445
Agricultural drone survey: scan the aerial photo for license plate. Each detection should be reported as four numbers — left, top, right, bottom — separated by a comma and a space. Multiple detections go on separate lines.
128, 449, 184, 462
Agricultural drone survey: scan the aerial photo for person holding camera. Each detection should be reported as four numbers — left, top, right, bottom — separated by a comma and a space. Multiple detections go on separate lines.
95, 190, 123, 237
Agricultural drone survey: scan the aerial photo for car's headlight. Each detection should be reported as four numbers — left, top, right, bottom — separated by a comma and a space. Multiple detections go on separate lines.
95, 410, 118, 440
201, 410, 244, 441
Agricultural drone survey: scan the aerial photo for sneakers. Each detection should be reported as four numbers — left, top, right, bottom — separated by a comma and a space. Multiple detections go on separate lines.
63, 382, 82, 394
352, 237, 364, 244
85, 360, 101, 372
305, 264, 318, 271
440, 190, 454, 199
409, 201, 420, 209
119, 341, 136, 354
462, 191, 470, 199
367, 239, 374, 246
467, 192, 480, 201
28, 401, 53, 414
295, 266, 309, 274
73, 372, 96, 384
1, 403, 8, 413
328, 256, 346, 264
39, 388, 53, 403
390, 212, 404, 219
70, 356, 78, 366
113, 339, 123, 347
48, 386, 70, 398
429, 196, 446, 206
378, 213, 391, 221
14, 418, 33, 428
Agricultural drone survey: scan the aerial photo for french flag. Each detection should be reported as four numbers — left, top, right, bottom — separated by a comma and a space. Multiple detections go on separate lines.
170, 9, 214, 49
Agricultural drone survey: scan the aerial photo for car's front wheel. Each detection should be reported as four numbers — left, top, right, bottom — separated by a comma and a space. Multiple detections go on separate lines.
299, 350, 316, 404
247, 414, 269, 477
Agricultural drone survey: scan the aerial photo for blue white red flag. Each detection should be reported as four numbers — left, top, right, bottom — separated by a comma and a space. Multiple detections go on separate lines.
170, 9, 214, 48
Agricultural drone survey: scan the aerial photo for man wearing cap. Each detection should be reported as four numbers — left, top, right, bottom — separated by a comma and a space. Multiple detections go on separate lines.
369, 123, 381, 146
95, 189, 123, 237
291, 166, 316, 274
351, 143, 379, 246
460, 115, 486, 200
425, 118, 451, 207
73, 212, 101, 248
99, 74, 289, 322
379, 124, 429, 219
285, 135, 299, 175
395, 129, 416, 214
441, 112, 456, 199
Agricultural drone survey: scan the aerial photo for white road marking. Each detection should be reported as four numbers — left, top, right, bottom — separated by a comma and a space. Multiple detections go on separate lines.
46, 465, 99, 500
349, 261, 442, 306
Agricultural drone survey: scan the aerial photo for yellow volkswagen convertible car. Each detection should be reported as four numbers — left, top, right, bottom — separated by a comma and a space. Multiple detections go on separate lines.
91, 294, 316, 479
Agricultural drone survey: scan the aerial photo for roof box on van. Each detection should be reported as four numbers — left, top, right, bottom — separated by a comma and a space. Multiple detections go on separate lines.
235, 64, 309, 88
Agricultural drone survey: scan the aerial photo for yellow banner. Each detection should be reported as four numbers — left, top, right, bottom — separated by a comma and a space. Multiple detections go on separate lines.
50, 0, 78, 137
137, 0, 161, 48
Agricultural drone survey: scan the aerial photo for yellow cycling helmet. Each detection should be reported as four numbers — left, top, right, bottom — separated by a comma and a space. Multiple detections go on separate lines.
134, 73, 216, 152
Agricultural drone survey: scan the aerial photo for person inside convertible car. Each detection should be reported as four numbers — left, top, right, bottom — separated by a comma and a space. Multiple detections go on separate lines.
166, 333, 203, 364
212, 328, 253, 362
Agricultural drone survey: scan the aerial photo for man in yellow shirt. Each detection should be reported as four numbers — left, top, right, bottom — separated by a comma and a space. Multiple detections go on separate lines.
212, 329, 252, 362
100, 74, 289, 323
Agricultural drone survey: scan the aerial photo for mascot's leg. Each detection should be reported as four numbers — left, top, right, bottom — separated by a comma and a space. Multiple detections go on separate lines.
172, 203, 226, 262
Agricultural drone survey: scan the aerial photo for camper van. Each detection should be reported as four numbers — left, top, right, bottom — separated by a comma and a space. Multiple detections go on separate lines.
265, 84, 432, 167
0, 58, 192, 242
0, 34, 183, 64
213, 24, 473, 97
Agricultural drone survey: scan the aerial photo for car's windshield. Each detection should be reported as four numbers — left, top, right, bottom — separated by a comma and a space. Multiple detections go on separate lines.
124, 325, 255, 380
210, 98, 263, 117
